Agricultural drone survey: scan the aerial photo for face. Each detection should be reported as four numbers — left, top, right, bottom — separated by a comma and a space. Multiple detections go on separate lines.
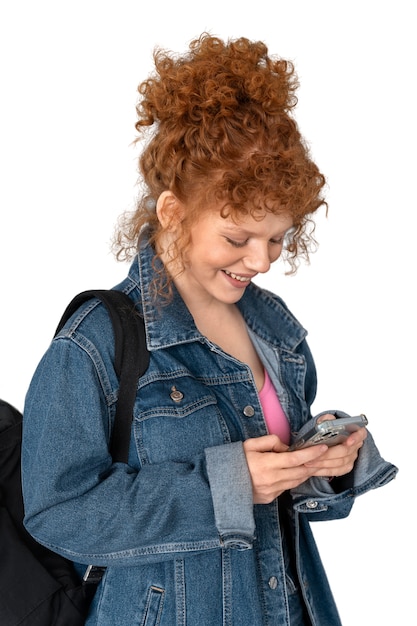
172, 209, 293, 307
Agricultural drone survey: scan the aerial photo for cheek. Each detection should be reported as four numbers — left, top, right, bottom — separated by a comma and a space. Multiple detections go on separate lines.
202, 248, 233, 270
188, 241, 238, 273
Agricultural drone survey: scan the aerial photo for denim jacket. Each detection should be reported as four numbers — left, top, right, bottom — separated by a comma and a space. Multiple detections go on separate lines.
22, 237, 398, 626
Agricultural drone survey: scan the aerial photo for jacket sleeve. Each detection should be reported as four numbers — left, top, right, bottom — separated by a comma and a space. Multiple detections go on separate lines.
22, 334, 237, 567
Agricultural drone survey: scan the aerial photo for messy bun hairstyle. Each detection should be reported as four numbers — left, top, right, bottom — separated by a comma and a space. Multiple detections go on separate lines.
114, 34, 327, 288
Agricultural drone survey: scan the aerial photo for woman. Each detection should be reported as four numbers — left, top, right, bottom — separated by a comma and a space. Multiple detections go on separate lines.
22, 34, 397, 625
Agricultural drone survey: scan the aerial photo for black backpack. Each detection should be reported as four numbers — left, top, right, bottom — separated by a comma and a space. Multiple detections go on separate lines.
0, 290, 149, 626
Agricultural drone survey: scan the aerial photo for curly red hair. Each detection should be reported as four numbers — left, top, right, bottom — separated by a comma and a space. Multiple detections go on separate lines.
114, 34, 327, 290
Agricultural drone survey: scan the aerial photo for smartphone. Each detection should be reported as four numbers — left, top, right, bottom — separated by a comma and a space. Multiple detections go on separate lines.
289, 414, 368, 451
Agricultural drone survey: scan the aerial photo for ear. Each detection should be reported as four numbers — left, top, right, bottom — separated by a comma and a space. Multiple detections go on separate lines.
156, 191, 184, 230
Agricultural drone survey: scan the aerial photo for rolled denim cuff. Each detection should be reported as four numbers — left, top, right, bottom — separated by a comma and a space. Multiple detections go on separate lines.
205, 441, 255, 548
292, 426, 398, 516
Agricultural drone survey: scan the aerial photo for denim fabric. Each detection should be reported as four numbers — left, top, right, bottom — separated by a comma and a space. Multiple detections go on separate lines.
22, 237, 398, 625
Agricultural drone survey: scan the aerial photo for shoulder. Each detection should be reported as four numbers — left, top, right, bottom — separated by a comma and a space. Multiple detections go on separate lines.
56, 266, 141, 346
55, 296, 115, 349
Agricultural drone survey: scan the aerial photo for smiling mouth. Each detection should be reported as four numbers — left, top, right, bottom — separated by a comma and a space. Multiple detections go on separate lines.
223, 270, 252, 283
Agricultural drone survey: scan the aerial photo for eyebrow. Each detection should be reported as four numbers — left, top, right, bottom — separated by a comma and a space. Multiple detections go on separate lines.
221, 223, 291, 238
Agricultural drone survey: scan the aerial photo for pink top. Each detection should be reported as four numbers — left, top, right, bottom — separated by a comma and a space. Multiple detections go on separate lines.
258, 369, 290, 444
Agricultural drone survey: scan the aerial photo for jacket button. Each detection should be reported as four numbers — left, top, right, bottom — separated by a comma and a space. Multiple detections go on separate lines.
268, 576, 278, 589
243, 405, 255, 417
306, 500, 318, 509
170, 386, 184, 402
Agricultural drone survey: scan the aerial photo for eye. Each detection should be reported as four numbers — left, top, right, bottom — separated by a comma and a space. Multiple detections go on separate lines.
225, 237, 248, 248
270, 237, 284, 245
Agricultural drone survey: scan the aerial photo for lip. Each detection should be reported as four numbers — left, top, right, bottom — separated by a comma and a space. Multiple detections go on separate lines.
222, 269, 254, 287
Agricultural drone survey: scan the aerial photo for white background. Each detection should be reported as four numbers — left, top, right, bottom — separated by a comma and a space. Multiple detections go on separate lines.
1, 2, 414, 623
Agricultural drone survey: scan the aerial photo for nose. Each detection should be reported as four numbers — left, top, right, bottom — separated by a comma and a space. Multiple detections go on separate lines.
244, 242, 272, 274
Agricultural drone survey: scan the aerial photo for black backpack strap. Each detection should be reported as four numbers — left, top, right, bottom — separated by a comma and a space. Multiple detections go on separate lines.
54, 289, 149, 463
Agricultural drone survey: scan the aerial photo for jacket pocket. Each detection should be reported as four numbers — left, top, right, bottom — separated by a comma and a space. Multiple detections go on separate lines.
134, 377, 230, 463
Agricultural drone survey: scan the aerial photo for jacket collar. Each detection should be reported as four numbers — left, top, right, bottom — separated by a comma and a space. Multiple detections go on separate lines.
127, 236, 307, 353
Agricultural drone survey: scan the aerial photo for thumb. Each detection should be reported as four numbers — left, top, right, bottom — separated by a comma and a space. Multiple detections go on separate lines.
244, 434, 288, 454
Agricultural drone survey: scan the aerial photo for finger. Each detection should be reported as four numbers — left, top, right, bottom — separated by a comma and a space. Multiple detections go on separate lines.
285, 445, 329, 467
316, 413, 334, 424
306, 445, 361, 474
243, 434, 283, 453
345, 427, 368, 446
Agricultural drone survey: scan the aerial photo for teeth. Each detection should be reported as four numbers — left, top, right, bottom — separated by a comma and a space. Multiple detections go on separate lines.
224, 270, 250, 282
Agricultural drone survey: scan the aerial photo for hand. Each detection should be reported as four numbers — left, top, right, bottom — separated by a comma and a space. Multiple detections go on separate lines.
243, 435, 329, 504
304, 426, 367, 478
